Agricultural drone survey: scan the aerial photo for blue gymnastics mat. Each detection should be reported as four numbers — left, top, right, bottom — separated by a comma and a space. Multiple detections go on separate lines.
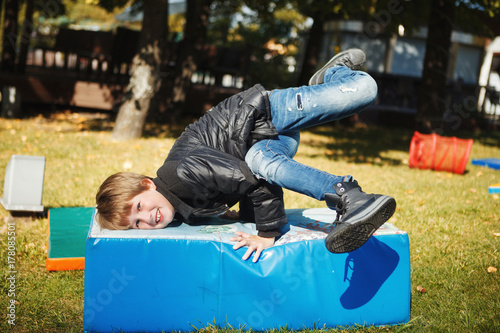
84, 208, 410, 332
46, 207, 93, 271
489, 183, 500, 194
472, 158, 500, 170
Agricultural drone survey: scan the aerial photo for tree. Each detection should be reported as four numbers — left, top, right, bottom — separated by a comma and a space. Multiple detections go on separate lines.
1, 0, 18, 72
17, 0, 35, 73
416, 0, 455, 132
415, 0, 499, 132
112, 0, 169, 140
208, 0, 241, 45
165, 0, 212, 113
293, 0, 377, 86
295, 9, 325, 86
2, 0, 68, 73
228, 0, 306, 88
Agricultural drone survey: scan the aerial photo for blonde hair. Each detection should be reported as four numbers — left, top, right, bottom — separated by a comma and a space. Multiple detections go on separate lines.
95, 172, 151, 230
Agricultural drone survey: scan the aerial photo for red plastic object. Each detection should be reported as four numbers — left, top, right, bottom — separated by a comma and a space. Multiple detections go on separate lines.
409, 131, 473, 174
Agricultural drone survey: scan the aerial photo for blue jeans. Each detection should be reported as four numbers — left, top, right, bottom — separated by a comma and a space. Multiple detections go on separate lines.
245, 66, 377, 201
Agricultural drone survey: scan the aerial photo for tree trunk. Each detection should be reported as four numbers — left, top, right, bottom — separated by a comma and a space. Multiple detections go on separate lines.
17, 0, 35, 73
166, 0, 212, 113
416, 0, 455, 133
1, 0, 18, 72
112, 0, 169, 140
297, 12, 325, 86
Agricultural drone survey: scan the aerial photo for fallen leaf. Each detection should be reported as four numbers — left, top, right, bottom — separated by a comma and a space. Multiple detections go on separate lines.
487, 266, 497, 273
406, 189, 415, 194
417, 285, 427, 293
469, 188, 477, 193
418, 199, 425, 206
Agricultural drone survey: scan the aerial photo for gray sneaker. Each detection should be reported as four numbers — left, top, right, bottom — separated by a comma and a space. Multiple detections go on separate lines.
308, 48, 366, 86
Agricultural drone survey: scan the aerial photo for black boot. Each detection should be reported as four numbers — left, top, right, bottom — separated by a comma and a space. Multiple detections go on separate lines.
324, 181, 396, 253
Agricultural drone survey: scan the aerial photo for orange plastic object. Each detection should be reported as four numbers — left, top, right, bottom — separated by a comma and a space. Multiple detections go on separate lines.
409, 131, 473, 174
46, 257, 85, 271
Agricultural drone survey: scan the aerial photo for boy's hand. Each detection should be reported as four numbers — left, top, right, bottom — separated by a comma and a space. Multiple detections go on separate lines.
219, 210, 240, 220
230, 231, 275, 263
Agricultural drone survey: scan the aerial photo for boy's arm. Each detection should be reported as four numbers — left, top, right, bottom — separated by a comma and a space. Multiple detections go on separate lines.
230, 231, 275, 263
239, 182, 287, 237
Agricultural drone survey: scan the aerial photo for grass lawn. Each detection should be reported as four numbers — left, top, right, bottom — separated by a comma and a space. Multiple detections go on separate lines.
0, 112, 499, 332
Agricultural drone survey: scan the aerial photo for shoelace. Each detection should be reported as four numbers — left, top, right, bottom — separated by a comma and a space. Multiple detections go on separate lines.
334, 193, 355, 224
334, 200, 347, 224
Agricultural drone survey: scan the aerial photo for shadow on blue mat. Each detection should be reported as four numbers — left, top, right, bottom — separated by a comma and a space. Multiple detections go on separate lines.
340, 238, 399, 309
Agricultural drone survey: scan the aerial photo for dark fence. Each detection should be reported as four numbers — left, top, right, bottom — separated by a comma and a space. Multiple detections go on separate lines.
27, 28, 250, 88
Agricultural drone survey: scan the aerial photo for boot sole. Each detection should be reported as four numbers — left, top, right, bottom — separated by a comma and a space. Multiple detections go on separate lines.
325, 196, 396, 253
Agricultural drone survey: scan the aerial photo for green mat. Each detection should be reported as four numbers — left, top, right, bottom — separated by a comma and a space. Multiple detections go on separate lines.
46, 207, 94, 271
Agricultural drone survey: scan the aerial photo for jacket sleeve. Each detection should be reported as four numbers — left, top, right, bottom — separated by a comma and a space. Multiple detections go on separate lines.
239, 181, 288, 238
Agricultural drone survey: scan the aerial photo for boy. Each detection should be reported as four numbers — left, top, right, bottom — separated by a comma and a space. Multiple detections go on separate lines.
96, 49, 396, 262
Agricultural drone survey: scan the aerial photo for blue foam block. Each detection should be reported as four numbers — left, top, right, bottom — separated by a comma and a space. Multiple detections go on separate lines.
472, 158, 500, 170
489, 183, 500, 194
84, 208, 410, 332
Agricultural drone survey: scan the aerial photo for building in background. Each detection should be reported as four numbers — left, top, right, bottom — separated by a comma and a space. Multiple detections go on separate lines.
478, 37, 500, 119
305, 20, 499, 123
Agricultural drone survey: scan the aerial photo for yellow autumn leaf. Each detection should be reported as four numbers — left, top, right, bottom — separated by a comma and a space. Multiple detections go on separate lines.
487, 266, 497, 273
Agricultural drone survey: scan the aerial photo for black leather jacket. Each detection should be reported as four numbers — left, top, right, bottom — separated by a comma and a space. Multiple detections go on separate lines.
153, 84, 287, 237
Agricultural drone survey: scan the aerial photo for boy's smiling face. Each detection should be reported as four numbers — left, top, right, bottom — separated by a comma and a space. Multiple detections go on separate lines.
127, 179, 176, 229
